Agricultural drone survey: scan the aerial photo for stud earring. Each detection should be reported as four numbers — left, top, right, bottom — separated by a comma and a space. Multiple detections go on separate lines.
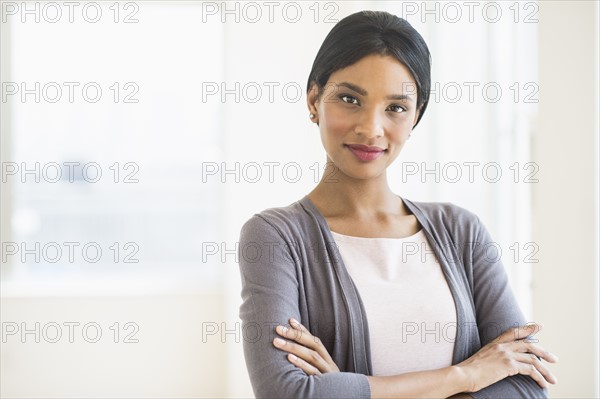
309, 113, 315, 119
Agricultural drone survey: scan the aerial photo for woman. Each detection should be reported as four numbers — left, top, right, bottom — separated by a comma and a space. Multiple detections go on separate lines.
237, 10, 558, 399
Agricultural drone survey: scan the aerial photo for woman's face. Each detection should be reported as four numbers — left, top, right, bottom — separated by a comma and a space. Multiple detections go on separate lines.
308, 54, 420, 181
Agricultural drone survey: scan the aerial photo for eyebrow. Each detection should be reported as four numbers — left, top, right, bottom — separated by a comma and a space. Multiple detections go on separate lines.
336, 81, 415, 102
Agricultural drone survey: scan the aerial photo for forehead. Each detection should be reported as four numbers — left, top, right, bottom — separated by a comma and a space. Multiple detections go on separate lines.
328, 54, 417, 95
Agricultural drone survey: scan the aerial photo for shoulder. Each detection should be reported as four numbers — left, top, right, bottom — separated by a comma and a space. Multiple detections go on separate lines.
239, 199, 313, 242
406, 199, 479, 223
404, 198, 485, 240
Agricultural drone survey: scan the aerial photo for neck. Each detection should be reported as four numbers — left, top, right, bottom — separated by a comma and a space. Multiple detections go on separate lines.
307, 161, 404, 218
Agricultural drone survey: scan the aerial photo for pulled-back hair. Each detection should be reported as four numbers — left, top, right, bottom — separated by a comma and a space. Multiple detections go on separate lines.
306, 11, 431, 128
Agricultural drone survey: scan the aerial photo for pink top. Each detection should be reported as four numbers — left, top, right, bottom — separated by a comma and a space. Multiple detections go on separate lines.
330, 229, 457, 376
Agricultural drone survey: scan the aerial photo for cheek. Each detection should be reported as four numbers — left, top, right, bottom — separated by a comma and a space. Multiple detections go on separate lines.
385, 116, 414, 140
321, 105, 353, 138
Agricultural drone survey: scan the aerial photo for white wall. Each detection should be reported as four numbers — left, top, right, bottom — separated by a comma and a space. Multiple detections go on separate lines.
1, 292, 226, 398
532, 1, 599, 397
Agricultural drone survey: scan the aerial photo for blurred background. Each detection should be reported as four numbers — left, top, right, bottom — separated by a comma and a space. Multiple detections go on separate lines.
0, 1, 597, 398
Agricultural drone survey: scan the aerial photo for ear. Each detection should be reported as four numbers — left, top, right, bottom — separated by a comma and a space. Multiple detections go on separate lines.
306, 82, 320, 116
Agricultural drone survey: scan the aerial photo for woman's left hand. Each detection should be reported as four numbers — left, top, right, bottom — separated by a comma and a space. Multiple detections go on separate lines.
273, 318, 340, 375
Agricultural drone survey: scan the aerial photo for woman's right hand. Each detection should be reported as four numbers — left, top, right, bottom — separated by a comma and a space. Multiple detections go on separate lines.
453, 323, 559, 392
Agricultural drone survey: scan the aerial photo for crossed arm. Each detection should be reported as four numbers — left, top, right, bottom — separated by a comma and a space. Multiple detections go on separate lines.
238, 214, 558, 398
271, 317, 557, 398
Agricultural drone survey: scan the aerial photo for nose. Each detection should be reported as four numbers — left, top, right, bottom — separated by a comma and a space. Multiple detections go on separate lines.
354, 107, 384, 139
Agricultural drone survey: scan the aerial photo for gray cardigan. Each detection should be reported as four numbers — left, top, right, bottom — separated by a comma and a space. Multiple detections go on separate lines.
237, 195, 547, 398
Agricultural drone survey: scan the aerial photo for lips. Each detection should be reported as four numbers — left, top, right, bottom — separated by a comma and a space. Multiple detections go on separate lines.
345, 144, 386, 162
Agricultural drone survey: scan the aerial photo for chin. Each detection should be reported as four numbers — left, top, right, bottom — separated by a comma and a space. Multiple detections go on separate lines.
343, 166, 387, 180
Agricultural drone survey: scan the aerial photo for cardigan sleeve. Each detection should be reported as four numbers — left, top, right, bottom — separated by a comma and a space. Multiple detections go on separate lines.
237, 214, 372, 399
466, 215, 548, 399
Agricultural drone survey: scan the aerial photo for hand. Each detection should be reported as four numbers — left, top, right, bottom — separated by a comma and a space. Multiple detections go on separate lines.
454, 323, 558, 392
272, 317, 340, 375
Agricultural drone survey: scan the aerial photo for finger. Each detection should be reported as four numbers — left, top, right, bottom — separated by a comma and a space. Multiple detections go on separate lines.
283, 321, 328, 357
515, 353, 557, 385
512, 341, 559, 363
289, 318, 307, 332
513, 358, 550, 389
287, 353, 322, 376
288, 319, 336, 364
514, 355, 549, 388
494, 323, 542, 344
276, 325, 302, 341
276, 325, 316, 350
289, 319, 315, 343
273, 337, 329, 372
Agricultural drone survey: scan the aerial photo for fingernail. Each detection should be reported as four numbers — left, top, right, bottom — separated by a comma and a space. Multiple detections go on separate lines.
274, 337, 285, 346
289, 353, 297, 361
527, 323, 537, 329
290, 318, 299, 326
276, 325, 287, 334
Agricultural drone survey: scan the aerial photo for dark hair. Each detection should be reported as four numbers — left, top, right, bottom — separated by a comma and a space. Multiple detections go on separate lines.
306, 10, 431, 128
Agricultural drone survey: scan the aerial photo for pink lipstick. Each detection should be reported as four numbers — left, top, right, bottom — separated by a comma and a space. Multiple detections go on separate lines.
345, 144, 386, 162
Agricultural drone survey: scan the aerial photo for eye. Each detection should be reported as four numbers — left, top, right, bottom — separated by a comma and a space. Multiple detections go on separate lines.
387, 104, 406, 113
339, 94, 359, 105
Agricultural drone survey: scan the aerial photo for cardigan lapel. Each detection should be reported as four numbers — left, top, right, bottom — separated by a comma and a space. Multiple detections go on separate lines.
299, 195, 373, 375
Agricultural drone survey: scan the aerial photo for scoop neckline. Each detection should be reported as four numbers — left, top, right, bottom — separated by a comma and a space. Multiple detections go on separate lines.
329, 228, 424, 241
300, 194, 428, 241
